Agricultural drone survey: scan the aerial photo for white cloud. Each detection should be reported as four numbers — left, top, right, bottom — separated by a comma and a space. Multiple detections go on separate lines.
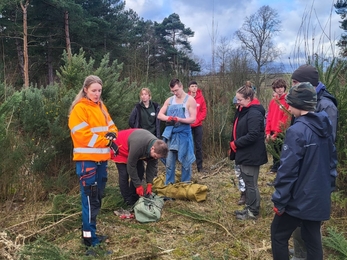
125, 0, 343, 72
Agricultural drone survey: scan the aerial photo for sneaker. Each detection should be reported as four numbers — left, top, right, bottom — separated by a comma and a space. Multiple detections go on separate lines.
235, 209, 257, 220
234, 209, 248, 215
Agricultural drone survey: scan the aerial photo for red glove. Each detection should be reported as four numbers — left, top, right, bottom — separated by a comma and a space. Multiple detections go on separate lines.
136, 186, 144, 196
273, 207, 284, 216
230, 141, 237, 152
167, 116, 178, 122
146, 183, 152, 195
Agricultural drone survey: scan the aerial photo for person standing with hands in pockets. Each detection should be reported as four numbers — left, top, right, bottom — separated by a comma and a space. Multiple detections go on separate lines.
68, 75, 118, 254
158, 78, 197, 185
188, 80, 207, 173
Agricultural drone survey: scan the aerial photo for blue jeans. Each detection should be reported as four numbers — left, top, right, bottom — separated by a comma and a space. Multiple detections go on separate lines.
76, 161, 108, 247
165, 149, 192, 185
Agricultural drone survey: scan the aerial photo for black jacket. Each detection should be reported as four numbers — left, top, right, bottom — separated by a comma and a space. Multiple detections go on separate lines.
231, 99, 268, 166
128, 101, 161, 138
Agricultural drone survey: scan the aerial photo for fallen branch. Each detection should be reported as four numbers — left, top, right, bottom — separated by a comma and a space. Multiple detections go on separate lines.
168, 209, 235, 239
200, 162, 227, 179
210, 157, 228, 170
23, 212, 80, 241
5, 211, 64, 231
112, 249, 174, 259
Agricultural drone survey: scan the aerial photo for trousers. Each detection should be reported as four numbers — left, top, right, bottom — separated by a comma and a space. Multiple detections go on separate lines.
116, 161, 144, 206
191, 125, 203, 170
240, 165, 260, 215
76, 161, 108, 247
271, 213, 322, 260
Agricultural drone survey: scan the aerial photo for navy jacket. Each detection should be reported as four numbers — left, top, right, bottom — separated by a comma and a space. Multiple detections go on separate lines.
316, 82, 338, 141
272, 111, 337, 221
231, 99, 268, 166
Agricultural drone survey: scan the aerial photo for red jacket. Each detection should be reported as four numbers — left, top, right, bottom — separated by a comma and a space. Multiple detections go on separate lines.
188, 89, 207, 127
265, 94, 290, 136
110, 129, 135, 163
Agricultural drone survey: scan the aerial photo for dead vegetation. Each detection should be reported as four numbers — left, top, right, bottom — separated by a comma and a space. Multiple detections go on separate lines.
0, 158, 345, 259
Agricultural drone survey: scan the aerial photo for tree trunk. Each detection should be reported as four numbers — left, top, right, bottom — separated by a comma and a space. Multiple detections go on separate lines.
20, 0, 30, 88
64, 11, 72, 61
47, 38, 54, 85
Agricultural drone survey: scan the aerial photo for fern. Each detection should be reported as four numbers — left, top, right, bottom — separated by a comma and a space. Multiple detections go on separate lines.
17, 238, 72, 260
323, 227, 347, 259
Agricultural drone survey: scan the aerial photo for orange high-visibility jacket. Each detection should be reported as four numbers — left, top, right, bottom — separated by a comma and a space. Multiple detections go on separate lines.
69, 98, 118, 161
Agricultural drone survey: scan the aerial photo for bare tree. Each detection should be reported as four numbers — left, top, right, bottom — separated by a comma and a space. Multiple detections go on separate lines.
235, 5, 282, 97
216, 37, 231, 75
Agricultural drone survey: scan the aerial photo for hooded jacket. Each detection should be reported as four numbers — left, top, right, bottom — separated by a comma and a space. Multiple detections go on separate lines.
272, 111, 337, 221
231, 98, 268, 166
188, 89, 207, 127
316, 82, 338, 141
265, 93, 290, 136
69, 98, 118, 161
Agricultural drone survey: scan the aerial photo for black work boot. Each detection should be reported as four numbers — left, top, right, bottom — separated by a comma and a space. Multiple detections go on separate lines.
237, 192, 246, 205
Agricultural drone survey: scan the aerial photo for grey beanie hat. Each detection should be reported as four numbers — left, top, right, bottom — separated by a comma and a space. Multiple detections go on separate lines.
291, 65, 319, 87
286, 82, 317, 111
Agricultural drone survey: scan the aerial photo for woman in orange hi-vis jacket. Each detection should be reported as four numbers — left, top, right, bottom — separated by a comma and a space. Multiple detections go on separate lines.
68, 75, 118, 251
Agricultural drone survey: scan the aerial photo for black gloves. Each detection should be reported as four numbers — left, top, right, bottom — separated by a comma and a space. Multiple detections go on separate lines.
109, 141, 119, 156
105, 132, 117, 141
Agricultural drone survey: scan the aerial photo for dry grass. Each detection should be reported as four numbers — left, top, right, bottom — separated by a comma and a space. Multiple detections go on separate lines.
0, 158, 345, 259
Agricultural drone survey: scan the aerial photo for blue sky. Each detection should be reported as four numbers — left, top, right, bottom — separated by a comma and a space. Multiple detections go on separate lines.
125, 0, 342, 72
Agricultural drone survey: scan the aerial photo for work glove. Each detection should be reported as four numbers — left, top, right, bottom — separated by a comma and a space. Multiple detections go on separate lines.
230, 141, 237, 153
108, 140, 119, 156
146, 183, 152, 195
166, 116, 179, 126
273, 207, 284, 216
136, 186, 144, 196
105, 132, 117, 141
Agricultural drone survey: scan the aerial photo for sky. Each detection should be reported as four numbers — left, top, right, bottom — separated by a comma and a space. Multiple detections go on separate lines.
124, 0, 342, 73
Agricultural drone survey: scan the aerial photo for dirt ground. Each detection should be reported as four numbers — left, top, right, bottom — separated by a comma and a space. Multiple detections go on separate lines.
0, 157, 343, 259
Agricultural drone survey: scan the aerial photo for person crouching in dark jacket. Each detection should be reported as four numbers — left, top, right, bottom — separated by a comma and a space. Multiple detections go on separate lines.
270, 82, 337, 260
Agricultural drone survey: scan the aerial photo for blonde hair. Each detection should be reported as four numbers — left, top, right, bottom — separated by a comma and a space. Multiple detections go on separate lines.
140, 88, 152, 99
236, 85, 255, 100
69, 75, 109, 123
245, 81, 252, 87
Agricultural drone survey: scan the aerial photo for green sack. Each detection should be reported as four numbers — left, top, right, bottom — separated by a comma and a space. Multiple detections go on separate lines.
133, 194, 164, 223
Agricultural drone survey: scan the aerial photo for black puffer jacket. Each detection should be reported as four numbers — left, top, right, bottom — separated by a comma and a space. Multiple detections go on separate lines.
231, 99, 268, 166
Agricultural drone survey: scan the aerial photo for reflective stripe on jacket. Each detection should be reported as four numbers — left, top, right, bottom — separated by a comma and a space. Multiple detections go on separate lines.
69, 98, 118, 161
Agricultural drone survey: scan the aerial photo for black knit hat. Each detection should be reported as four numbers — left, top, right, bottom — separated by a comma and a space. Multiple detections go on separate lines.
286, 82, 317, 111
291, 65, 319, 87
